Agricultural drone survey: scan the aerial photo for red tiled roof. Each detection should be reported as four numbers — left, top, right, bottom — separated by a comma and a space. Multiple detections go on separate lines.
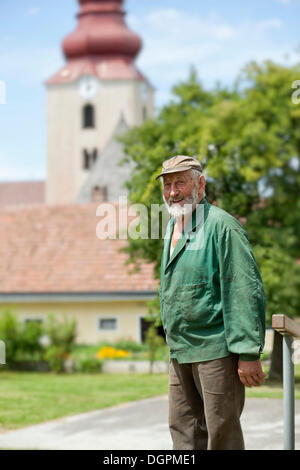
0, 202, 158, 294
0, 181, 45, 208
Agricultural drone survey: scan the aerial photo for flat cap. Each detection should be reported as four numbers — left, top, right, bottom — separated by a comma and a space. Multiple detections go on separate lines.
155, 155, 202, 180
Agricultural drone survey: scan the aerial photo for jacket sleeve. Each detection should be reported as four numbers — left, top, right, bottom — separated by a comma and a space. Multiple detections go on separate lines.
218, 224, 266, 361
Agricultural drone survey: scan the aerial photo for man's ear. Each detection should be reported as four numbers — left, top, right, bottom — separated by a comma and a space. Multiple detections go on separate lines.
199, 175, 205, 193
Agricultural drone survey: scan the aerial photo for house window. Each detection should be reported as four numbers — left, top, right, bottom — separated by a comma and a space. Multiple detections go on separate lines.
83, 148, 98, 170
99, 318, 118, 331
82, 104, 95, 129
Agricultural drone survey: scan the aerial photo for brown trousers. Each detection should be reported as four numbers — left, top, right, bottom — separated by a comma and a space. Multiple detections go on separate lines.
169, 354, 245, 450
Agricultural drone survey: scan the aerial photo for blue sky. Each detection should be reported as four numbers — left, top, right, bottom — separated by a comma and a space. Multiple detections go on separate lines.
0, 0, 299, 181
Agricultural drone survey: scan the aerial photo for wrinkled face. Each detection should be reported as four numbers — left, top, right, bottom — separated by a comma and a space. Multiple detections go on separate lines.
162, 170, 201, 217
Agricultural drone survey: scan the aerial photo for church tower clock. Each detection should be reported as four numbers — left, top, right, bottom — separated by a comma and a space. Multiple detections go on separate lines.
45, 0, 154, 205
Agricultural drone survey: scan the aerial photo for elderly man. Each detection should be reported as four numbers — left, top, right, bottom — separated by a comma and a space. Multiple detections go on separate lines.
156, 155, 266, 450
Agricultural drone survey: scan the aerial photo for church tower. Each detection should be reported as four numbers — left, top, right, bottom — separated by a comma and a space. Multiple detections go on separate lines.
45, 0, 154, 205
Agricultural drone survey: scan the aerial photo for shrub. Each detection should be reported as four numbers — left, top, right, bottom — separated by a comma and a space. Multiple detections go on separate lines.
44, 313, 77, 373
75, 356, 103, 373
113, 338, 145, 353
45, 313, 77, 352
145, 323, 165, 373
44, 345, 69, 373
0, 310, 45, 364
17, 320, 44, 360
70, 346, 103, 373
0, 309, 21, 363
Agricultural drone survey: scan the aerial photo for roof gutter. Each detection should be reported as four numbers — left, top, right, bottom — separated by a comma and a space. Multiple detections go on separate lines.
0, 291, 157, 304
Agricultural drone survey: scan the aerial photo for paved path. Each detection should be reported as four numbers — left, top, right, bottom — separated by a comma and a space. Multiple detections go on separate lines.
0, 397, 299, 450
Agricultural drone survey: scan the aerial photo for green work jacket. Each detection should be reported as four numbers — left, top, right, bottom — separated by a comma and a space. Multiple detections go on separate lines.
159, 197, 266, 364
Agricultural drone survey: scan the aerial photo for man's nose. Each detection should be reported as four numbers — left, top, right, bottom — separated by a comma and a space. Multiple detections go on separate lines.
170, 184, 179, 196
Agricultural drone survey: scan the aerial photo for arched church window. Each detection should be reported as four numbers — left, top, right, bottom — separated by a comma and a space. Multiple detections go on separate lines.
83, 104, 95, 129
83, 148, 98, 170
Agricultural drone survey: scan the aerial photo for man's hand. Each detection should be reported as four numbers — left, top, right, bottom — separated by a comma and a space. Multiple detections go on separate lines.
237, 359, 266, 387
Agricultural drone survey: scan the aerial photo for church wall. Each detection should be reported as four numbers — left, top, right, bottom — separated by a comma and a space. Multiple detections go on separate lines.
46, 78, 154, 206
46, 83, 80, 206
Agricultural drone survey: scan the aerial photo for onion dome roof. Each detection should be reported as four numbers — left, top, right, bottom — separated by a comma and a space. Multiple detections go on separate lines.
46, 0, 145, 84
63, 0, 142, 60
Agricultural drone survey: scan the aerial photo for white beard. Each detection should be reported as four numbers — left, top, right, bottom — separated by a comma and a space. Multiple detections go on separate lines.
163, 186, 199, 218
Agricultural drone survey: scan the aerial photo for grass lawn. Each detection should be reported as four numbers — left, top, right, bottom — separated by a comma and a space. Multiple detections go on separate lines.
0, 371, 169, 431
0, 363, 299, 431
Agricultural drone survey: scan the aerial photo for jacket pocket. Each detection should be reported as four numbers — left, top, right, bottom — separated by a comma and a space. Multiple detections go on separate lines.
180, 282, 213, 324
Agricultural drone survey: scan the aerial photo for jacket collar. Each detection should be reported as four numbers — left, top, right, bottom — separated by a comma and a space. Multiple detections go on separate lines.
163, 197, 207, 273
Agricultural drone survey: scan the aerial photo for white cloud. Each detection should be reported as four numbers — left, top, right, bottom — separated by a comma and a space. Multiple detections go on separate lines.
273, 0, 300, 4
28, 7, 40, 16
128, 7, 297, 107
130, 9, 236, 42
257, 18, 283, 29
